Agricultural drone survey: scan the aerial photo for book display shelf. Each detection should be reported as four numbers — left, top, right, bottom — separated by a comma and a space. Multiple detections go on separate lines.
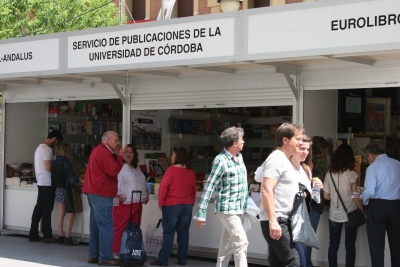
47, 100, 122, 165
169, 107, 292, 174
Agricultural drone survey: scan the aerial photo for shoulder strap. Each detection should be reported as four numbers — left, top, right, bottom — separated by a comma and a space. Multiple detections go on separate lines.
329, 171, 348, 213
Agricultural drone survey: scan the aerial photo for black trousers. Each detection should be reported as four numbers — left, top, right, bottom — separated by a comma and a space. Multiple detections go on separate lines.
29, 186, 56, 239
367, 199, 400, 267
261, 218, 300, 267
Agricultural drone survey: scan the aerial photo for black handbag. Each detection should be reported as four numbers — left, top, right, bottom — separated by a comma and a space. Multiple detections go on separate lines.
65, 185, 83, 213
329, 171, 366, 227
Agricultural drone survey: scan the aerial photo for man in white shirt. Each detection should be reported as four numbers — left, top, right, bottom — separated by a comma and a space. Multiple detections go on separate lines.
256, 123, 304, 267
29, 130, 63, 243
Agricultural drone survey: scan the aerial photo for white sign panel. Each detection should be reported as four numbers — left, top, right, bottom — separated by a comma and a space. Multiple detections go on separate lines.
0, 39, 59, 75
247, 0, 400, 57
68, 18, 235, 69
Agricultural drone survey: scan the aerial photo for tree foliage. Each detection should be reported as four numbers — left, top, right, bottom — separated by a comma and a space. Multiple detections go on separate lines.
0, 0, 126, 40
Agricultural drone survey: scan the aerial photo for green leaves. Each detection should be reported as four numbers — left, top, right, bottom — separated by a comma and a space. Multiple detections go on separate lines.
0, 0, 125, 40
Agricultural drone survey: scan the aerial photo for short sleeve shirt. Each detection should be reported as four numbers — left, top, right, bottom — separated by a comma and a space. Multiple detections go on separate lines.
34, 144, 53, 186
259, 150, 299, 220
323, 170, 358, 222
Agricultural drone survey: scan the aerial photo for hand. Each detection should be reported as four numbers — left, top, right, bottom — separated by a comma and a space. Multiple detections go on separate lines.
118, 145, 127, 157
143, 196, 149, 204
313, 178, 323, 189
195, 219, 205, 228
269, 221, 282, 240
118, 195, 127, 202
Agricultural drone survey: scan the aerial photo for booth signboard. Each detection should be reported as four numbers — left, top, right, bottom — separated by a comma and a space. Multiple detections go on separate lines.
245, 0, 400, 60
0, 38, 60, 78
66, 17, 236, 70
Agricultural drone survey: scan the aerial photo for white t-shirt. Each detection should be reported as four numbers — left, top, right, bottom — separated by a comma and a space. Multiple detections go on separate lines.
114, 164, 147, 205
297, 165, 312, 193
34, 144, 53, 186
323, 170, 358, 222
259, 150, 299, 220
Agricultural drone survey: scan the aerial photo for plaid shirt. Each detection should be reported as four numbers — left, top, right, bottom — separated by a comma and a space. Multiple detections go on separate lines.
194, 148, 248, 221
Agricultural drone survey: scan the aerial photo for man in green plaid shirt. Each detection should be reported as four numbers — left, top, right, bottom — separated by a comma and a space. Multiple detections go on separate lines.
194, 127, 248, 267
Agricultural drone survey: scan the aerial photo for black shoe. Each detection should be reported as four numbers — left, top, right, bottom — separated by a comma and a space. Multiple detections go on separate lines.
58, 236, 65, 245
42, 236, 58, 243
87, 258, 99, 264
28, 234, 42, 242
177, 262, 186, 266
64, 237, 78, 246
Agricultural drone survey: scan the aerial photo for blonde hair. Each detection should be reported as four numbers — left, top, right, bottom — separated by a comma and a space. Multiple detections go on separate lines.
58, 143, 73, 162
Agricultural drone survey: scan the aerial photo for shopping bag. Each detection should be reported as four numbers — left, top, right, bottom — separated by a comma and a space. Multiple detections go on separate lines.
144, 219, 163, 257
290, 194, 319, 249
65, 186, 83, 213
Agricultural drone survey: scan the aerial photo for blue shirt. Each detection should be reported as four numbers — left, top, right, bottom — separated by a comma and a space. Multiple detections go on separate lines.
361, 154, 400, 205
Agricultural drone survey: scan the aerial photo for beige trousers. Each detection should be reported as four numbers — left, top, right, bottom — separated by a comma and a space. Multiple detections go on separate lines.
216, 213, 249, 267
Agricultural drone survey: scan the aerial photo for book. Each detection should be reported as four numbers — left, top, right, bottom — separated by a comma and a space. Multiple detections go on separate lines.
269, 124, 280, 138
349, 137, 370, 156
75, 101, 83, 115
241, 147, 251, 161
337, 89, 366, 134
49, 102, 60, 114
332, 140, 342, 153
250, 147, 262, 161
59, 101, 68, 114
365, 97, 391, 135
252, 125, 263, 138
48, 121, 60, 132
86, 121, 93, 135
169, 119, 181, 133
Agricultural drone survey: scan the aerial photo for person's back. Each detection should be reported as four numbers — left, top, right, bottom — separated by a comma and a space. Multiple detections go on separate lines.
34, 144, 53, 186
159, 166, 196, 206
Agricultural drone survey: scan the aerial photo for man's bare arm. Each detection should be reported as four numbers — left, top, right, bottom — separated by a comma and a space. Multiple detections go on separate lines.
261, 178, 282, 240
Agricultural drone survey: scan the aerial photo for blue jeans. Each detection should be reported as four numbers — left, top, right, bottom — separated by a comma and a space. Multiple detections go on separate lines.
295, 243, 306, 267
87, 194, 114, 261
304, 210, 321, 267
158, 204, 193, 265
328, 219, 358, 267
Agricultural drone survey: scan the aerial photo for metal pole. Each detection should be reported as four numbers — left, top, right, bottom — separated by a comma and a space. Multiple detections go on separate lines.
161, 0, 164, 20
119, 0, 122, 25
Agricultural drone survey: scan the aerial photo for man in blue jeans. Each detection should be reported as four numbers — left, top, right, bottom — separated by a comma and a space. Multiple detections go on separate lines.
83, 131, 126, 266
29, 130, 63, 243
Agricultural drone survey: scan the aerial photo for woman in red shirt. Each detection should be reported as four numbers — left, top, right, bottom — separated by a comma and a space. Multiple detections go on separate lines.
151, 147, 197, 266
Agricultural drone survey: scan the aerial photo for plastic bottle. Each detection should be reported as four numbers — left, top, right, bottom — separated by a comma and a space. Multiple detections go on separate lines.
312, 177, 321, 203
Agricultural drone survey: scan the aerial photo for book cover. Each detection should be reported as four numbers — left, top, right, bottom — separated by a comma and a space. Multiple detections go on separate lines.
86, 121, 93, 135
110, 121, 117, 132
102, 121, 111, 133
59, 101, 68, 114
250, 147, 261, 161
197, 120, 205, 135
68, 101, 76, 114
365, 97, 391, 135
190, 121, 198, 134
349, 137, 370, 156
96, 103, 102, 116
70, 143, 78, 156
92, 121, 102, 135
101, 104, 109, 117
76, 122, 81, 135
169, 119, 181, 133
204, 120, 212, 135
337, 89, 366, 134
180, 120, 192, 134
241, 147, 251, 161
49, 102, 60, 114
75, 101, 83, 115
245, 124, 253, 138
269, 124, 280, 138
71, 122, 77, 135
252, 125, 263, 138
81, 102, 87, 116
262, 125, 270, 138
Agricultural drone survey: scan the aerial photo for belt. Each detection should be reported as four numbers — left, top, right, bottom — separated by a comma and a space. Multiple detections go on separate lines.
370, 198, 400, 201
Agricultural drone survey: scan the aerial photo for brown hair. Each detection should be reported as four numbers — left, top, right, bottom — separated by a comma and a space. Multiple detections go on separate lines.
58, 143, 73, 162
330, 144, 355, 173
300, 135, 313, 180
125, 144, 139, 168
275, 123, 304, 147
172, 146, 191, 169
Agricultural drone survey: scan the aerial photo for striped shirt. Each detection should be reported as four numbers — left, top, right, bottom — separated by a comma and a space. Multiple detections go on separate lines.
194, 148, 248, 221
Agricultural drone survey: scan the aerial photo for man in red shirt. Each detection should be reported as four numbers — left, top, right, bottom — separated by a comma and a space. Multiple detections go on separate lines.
83, 131, 126, 266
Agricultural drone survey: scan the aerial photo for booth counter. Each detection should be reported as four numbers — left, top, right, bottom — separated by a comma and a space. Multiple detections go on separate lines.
5, 185, 389, 266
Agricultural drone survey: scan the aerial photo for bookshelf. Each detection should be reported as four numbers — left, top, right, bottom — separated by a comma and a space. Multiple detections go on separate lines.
169, 107, 291, 173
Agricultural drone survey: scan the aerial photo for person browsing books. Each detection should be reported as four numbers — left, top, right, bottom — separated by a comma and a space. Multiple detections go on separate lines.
151, 146, 197, 266
29, 130, 63, 244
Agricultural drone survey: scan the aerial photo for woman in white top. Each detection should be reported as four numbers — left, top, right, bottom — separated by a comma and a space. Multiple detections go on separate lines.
290, 135, 322, 267
111, 144, 149, 259
323, 144, 364, 267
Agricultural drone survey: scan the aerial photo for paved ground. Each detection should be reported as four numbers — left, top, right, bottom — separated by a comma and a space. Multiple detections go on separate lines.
0, 233, 258, 267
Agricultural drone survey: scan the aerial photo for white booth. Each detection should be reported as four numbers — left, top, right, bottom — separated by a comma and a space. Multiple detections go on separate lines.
1, 0, 400, 266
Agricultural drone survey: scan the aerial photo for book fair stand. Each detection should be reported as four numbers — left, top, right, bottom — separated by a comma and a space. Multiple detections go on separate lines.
1, 0, 400, 266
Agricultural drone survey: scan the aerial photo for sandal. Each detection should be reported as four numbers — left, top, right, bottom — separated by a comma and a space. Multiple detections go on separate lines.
98, 260, 119, 266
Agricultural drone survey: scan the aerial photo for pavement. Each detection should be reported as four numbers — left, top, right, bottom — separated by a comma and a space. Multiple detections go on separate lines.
0, 233, 252, 267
